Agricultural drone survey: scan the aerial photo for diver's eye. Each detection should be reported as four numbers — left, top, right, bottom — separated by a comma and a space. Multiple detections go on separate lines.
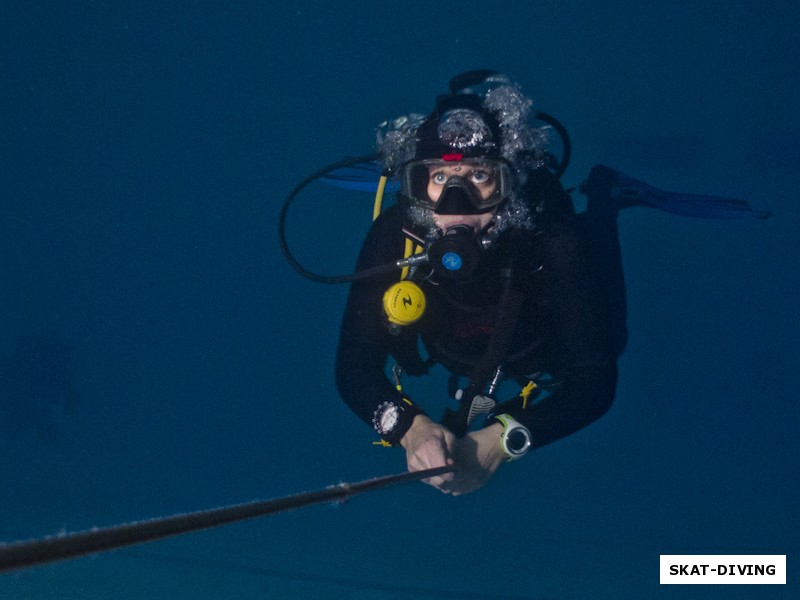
469, 169, 492, 184
431, 171, 448, 185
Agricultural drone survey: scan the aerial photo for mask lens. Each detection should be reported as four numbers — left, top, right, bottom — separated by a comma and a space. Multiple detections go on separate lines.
401, 159, 510, 211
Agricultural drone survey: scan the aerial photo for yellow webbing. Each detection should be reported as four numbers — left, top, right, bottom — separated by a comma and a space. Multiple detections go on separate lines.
520, 380, 538, 410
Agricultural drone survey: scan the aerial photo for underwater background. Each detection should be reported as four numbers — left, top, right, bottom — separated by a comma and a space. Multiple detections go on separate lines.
1, 1, 798, 598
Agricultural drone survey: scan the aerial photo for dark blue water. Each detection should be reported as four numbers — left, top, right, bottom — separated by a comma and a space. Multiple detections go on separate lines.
1, 1, 797, 598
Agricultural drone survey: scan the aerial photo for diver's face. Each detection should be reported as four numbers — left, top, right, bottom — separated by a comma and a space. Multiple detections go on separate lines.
425, 163, 498, 203
426, 163, 498, 232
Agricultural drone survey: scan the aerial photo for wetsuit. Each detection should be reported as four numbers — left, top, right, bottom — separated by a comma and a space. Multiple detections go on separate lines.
335, 170, 620, 448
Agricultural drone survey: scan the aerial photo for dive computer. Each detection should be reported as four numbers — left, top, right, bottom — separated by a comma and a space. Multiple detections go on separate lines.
495, 414, 532, 460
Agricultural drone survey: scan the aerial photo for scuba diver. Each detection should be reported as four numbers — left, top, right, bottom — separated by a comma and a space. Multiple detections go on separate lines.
279, 70, 769, 496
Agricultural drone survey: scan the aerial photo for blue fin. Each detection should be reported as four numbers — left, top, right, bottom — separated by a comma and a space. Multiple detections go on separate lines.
581, 165, 771, 219
320, 160, 399, 193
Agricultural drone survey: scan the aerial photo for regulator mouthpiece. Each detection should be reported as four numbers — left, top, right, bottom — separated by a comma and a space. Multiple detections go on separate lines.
426, 225, 482, 279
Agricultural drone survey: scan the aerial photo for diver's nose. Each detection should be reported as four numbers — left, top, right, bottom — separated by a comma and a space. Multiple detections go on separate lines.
434, 180, 480, 215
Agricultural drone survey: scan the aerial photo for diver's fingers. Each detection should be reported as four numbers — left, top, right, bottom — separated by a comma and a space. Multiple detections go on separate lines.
420, 457, 456, 489
407, 444, 454, 477
407, 438, 456, 491
400, 416, 458, 492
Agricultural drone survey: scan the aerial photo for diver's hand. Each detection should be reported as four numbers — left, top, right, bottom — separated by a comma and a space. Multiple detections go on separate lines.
399, 414, 456, 491
447, 423, 507, 496
400, 417, 507, 495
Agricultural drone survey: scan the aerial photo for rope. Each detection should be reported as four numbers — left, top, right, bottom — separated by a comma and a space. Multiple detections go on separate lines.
0, 466, 453, 573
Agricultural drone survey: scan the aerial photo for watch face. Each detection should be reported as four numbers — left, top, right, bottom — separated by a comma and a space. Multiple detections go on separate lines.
500, 417, 531, 458
506, 428, 530, 453
373, 402, 400, 436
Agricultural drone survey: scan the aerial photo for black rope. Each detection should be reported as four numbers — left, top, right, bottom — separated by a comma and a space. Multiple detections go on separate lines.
0, 466, 453, 573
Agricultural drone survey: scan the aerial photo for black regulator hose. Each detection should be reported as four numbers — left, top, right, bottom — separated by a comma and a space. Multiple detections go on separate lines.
278, 154, 405, 284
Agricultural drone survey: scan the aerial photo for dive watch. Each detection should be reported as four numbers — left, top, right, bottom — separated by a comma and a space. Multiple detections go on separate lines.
373, 401, 401, 437
495, 414, 532, 460
372, 398, 423, 445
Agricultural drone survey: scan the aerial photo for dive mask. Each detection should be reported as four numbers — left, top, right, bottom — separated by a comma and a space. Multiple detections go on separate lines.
399, 157, 513, 215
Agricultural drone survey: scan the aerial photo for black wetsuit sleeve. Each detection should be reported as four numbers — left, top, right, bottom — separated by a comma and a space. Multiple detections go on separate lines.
335, 207, 424, 444
502, 222, 618, 448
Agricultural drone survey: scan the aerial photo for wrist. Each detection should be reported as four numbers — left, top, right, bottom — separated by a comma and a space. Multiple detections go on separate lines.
399, 414, 434, 450
482, 422, 508, 465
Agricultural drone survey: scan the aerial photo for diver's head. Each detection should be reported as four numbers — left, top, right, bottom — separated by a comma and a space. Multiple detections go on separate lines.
403, 94, 507, 234
377, 71, 549, 237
